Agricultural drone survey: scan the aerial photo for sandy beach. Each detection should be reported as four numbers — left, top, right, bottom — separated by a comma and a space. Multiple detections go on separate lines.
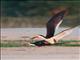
1, 47, 80, 60
1, 28, 80, 60
1, 1, 80, 60
1, 27, 80, 40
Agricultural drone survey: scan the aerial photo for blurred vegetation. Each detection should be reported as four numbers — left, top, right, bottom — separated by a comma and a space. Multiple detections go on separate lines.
1, 0, 80, 28
1, 40, 80, 47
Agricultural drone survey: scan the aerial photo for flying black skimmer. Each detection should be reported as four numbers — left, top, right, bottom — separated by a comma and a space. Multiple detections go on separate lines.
29, 10, 75, 46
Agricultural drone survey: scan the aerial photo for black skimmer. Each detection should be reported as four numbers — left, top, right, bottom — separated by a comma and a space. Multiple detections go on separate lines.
29, 10, 75, 46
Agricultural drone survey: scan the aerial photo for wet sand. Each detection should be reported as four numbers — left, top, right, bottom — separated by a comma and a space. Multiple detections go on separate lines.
1, 27, 80, 40
1, 47, 80, 60
1, 28, 80, 60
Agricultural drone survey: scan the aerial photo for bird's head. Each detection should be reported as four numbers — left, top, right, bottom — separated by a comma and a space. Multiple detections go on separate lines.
31, 35, 46, 40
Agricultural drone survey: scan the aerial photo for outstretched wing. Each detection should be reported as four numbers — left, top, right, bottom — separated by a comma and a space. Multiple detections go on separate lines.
46, 10, 66, 38
44, 26, 77, 44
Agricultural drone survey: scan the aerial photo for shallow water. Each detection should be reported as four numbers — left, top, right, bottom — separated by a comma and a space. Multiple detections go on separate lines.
1, 27, 80, 40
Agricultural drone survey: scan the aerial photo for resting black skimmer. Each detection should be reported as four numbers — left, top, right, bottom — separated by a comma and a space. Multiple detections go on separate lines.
29, 10, 74, 46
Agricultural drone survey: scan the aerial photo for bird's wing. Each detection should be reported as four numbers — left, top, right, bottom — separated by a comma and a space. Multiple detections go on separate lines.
44, 27, 77, 44
46, 10, 66, 38
52, 27, 76, 42
52, 26, 78, 41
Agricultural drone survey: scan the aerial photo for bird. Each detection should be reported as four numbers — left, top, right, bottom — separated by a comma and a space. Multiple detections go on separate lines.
29, 10, 74, 46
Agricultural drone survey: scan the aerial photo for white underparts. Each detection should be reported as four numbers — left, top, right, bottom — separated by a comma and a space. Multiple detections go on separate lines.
56, 20, 63, 31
